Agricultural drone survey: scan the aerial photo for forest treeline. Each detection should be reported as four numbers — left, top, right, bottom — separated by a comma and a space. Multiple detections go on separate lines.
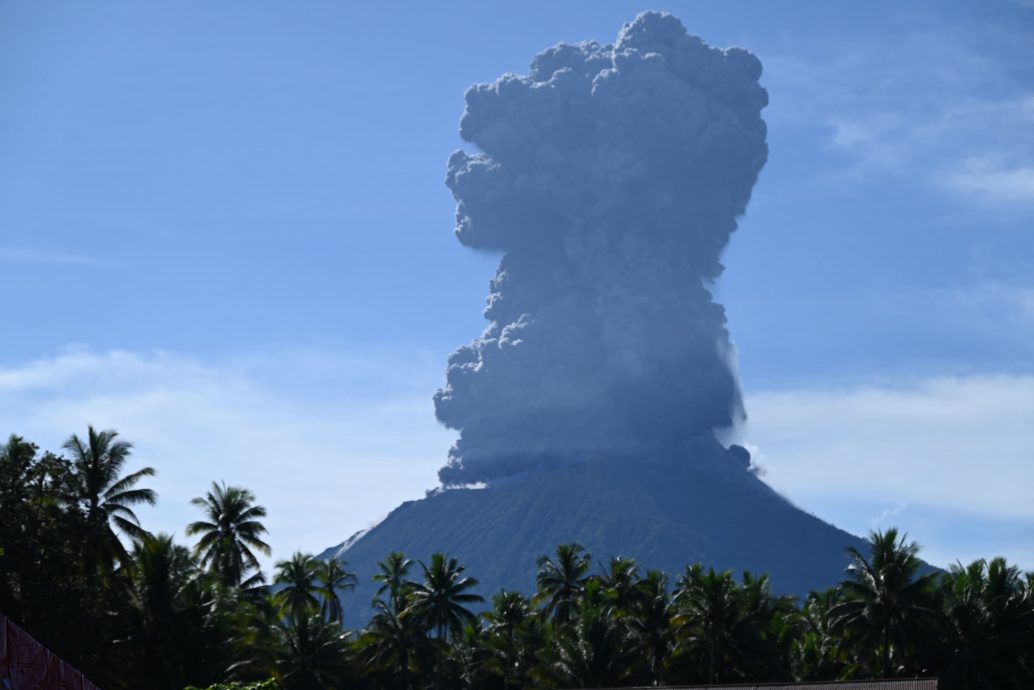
1, 428, 1032, 690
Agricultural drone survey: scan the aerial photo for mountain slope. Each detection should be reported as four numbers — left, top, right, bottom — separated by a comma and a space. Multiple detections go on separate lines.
322, 444, 868, 625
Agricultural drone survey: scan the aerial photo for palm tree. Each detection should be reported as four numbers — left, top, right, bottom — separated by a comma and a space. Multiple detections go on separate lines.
408, 552, 484, 684
225, 591, 283, 682
936, 557, 1034, 688
599, 556, 643, 617
63, 426, 157, 568
627, 570, 674, 685
410, 553, 483, 641
546, 583, 637, 689
831, 528, 937, 678
672, 565, 740, 684
315, 556, 357, 625
125, 533, 197, 690
481, 591, 538, 690
274, 552, 321, 620
535, 543, 591, 625
792, 588, 849, 681
730, 571, 797, 682
374, 551, 413, 614
0, 435, 37, 503
483, 590, 533, 633
186, 481, 270, 588
450, 624, 490, 690
274, 611, 349, 690
358, 598, 427, 690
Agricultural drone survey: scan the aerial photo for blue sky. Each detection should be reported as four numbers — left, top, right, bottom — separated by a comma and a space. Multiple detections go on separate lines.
2, 1, 1033, 572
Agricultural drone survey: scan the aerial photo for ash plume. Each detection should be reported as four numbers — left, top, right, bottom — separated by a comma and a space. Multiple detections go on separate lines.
434, 12, 768, 485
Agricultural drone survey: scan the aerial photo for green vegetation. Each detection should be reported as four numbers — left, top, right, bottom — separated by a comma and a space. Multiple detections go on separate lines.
2, 429, 1033, 690
187, 481, 271, 589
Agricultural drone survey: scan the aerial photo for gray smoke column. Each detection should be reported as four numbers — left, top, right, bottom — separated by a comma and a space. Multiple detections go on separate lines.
434, 12, 768, 486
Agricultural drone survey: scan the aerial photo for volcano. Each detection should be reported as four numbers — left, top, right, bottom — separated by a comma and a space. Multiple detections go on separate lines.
323, 441, 865, 623
322, 13, 867, 622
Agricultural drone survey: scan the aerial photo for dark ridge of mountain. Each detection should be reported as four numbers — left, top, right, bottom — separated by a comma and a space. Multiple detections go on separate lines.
321, 440, 869, 626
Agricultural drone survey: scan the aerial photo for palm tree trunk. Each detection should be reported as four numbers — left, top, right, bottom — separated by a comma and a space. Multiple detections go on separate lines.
436, 621, 445, 689
397, 637, 412, 690
882, 624, 890, 678
709, 636, 717, 683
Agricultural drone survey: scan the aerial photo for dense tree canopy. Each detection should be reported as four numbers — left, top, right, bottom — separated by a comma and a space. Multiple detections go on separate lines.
2, 428, 1032, 690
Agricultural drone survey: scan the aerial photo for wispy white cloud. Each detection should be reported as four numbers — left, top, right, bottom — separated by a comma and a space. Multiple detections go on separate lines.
0, 246, 107, 267
952, 282, 1034, 326
915, 281, 1034, 354
823, 94, 1034, 204
744, 374, 1034, 568
766, 26, 1034, 206
870, 501, 907, 530
0, 346, 454, 571
6, 348, 1033, 572
944, 158, 1034, 205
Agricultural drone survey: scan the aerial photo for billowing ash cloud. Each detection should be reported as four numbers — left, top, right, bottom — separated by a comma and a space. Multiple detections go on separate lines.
434, 12, 768, 485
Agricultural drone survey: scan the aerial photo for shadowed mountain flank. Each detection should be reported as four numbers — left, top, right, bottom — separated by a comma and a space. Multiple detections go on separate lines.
325, 445, 866, 624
